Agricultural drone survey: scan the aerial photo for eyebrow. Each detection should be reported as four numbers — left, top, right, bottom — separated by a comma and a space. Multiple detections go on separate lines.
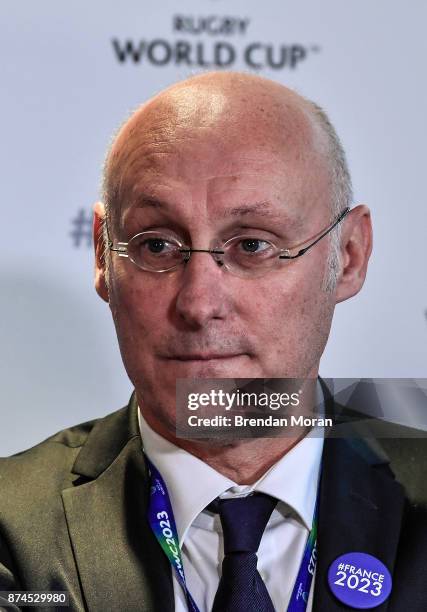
133, 196, 283, 219
222, 201, 280, 218
133, 196, 168, 210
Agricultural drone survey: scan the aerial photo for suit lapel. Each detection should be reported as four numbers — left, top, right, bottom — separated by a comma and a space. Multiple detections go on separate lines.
61, 398, 174, 612
313, 436, 405, 612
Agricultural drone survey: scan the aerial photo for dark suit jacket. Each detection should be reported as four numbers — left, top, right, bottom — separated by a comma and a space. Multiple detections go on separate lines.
0, 393, 427, 611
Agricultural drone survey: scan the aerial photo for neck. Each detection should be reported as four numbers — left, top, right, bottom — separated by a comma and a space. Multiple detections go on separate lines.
142, 412, 311, 485
171, 434, 307, 484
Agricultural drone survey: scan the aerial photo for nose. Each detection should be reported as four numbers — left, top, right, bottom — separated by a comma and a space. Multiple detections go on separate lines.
174, 250, 230, 329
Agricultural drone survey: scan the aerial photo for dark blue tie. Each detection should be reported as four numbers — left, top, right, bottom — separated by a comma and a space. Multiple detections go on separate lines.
210, 492, 277, 612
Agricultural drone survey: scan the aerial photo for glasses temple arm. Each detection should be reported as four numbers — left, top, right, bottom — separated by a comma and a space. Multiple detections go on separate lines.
279, 207, 350, 260
104, 220, 129, 252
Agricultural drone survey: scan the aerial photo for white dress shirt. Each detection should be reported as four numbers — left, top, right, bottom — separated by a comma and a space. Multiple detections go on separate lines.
139, 409, 323, 612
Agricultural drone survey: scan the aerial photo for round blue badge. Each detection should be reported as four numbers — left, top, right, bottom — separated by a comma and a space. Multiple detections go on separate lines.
328, 552, 392, 609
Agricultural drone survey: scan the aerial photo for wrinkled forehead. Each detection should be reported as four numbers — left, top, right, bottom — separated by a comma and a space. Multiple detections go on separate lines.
105, 87, 330, 225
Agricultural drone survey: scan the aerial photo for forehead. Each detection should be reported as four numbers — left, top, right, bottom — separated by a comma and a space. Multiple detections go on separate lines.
108, 94, 331, 225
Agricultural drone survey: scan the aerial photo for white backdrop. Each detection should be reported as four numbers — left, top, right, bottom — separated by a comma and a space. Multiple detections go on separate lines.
1, 0, 426, 455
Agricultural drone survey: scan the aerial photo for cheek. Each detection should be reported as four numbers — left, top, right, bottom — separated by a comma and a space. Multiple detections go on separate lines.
109, 272, 172, 358
250, 267, 334, 375
250, 269, 319, 328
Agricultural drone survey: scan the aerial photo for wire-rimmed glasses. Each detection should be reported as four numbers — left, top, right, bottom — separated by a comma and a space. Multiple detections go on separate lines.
107, 207, 350, 279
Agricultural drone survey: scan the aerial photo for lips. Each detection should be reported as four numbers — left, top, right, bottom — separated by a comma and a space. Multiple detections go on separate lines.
167, 353, 245, 361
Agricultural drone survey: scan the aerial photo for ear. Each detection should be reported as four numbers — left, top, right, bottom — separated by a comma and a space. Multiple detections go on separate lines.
335, 205, 373, 304
93, 201, 109, 303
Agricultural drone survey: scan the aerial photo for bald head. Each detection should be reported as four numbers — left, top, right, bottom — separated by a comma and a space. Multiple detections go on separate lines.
105, 74, 350, 219
112, 72, 315, 150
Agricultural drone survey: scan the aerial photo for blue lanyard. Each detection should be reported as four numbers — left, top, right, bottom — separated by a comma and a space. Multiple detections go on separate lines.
146, 455, 319, 612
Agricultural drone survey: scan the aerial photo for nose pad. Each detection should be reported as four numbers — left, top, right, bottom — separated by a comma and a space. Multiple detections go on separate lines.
210, 248, 225, 267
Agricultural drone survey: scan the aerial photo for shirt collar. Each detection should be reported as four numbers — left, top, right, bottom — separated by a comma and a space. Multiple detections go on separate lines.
250, 432, 323, 529
139, 415, 323, 544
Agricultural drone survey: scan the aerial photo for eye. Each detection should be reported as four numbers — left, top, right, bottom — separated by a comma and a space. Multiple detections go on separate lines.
239, 238, 272, 254
144, 238, 169, 253
128, 233, 181, 262
138, 236, 179, 255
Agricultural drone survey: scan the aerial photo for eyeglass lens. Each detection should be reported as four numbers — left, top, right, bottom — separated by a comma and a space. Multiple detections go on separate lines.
127, 233, 281, 275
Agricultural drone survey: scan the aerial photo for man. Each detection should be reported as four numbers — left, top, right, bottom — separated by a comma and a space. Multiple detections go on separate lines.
0, 72, 426, 611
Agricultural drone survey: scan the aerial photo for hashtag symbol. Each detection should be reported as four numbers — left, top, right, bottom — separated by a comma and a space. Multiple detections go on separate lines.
70, 208, 92, 247
338, 563, 344, 571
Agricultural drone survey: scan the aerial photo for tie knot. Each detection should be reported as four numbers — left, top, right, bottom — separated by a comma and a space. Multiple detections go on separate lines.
215, 493, 277, 554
